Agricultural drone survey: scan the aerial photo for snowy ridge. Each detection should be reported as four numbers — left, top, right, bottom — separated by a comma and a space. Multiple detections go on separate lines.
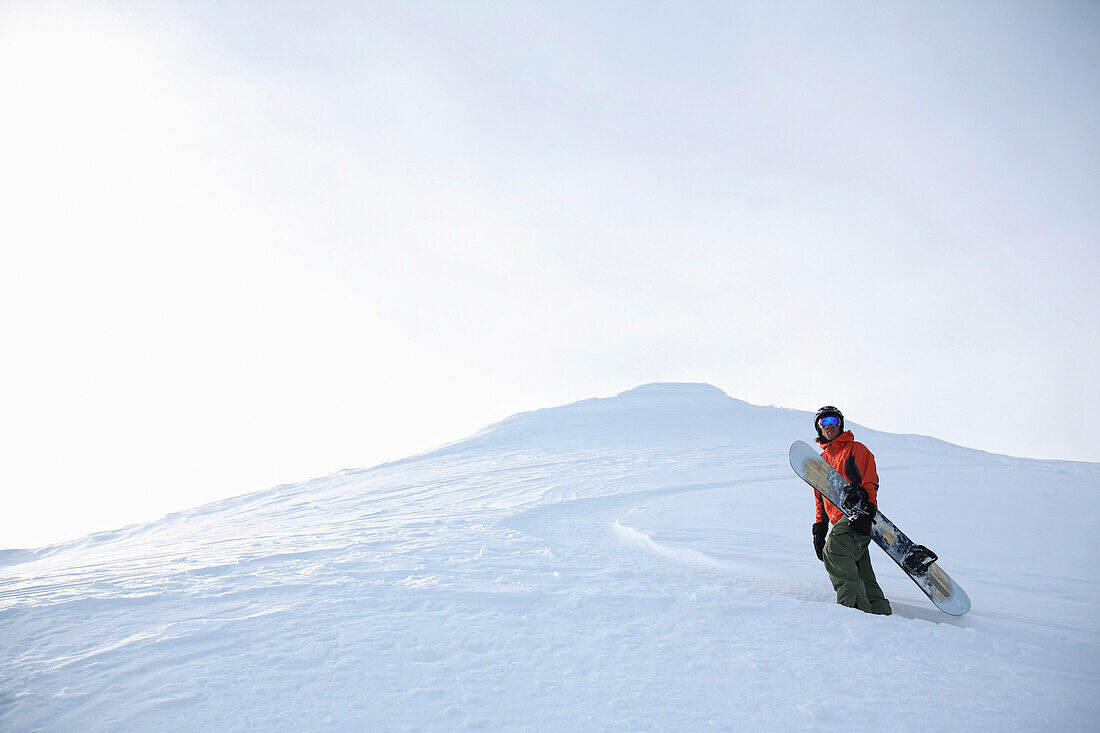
1, 383, 1098, 730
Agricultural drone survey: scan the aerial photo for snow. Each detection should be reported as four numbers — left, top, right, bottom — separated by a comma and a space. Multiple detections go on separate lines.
2, 383, 1098, 730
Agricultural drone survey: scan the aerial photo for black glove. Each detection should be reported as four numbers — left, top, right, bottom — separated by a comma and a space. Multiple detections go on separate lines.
812, 521, 828, 561
841, 484, 873, 518
841, 485, 875, 535
848, 512, 873, 536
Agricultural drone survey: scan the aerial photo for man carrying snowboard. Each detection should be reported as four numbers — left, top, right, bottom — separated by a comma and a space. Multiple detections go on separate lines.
811, 406, 892, 616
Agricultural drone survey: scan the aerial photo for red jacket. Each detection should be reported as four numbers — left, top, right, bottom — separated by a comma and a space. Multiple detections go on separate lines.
814, 431, 880, 525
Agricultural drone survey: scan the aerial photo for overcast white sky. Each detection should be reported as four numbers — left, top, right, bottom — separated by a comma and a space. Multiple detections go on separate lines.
2, 1, 1098, 549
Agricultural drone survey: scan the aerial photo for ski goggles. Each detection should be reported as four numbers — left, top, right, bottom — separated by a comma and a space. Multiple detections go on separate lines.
818, 416, 841, 428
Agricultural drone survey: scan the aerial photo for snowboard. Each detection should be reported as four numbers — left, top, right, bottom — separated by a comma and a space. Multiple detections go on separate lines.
789, 440, 971, 616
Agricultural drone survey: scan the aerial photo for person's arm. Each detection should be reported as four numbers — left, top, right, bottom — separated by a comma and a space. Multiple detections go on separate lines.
812, 491, 828, 560
856, 444, 880, 506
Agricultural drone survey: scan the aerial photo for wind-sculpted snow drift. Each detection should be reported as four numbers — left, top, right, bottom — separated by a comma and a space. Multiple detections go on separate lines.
1, 383, 1098, 730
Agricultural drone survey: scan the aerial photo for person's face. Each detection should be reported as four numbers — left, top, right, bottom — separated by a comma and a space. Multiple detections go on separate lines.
819, 417, 841, 441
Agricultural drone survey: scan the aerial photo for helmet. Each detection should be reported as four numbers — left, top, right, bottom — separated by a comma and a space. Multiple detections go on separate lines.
814, 406, 844, 442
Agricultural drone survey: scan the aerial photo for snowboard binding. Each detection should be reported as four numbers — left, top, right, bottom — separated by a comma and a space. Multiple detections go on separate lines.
902, 544, 938, 575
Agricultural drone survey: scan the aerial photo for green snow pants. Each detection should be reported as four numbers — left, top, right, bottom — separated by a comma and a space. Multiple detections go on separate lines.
823, 516, 892, 615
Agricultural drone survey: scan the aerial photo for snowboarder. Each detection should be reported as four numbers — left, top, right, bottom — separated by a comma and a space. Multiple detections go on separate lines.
811, 406, 892, 615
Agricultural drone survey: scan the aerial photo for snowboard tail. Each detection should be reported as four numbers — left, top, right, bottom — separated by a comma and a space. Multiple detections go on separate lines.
789, 440, 970, 616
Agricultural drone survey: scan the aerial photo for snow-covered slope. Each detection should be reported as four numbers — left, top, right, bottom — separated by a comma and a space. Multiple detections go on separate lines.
2, 383, 1097, 730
